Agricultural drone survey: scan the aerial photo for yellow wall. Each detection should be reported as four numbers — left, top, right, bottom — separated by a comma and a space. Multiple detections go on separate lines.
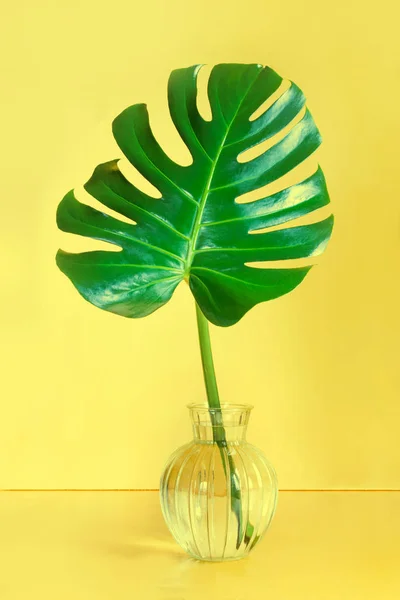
1, 0, 398, 490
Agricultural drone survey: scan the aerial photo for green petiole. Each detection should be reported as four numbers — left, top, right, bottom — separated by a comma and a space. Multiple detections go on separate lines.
195, 302, 253, 549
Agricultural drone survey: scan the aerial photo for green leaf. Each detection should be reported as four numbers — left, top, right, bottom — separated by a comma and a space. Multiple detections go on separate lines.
56, 63, 333, 326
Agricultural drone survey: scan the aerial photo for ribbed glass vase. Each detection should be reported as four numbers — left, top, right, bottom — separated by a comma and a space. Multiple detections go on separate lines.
159, 403, 278, 562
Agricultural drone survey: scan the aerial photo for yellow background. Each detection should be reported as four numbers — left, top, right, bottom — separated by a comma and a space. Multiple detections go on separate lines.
1, 0, 399, 491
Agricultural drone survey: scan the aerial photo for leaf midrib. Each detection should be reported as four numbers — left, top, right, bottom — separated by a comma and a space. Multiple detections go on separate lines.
184, 69, 264, 278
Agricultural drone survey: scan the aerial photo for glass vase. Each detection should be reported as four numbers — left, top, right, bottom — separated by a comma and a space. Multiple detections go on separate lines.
159, 403, 278, 562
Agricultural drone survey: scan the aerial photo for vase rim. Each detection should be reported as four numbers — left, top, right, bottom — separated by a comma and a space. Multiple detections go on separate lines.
186, 402, 254, 412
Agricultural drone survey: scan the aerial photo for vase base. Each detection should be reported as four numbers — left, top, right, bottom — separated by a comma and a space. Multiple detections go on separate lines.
187, 552, 248, 563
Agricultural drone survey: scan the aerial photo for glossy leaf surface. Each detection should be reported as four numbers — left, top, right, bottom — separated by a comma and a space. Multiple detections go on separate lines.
56, 63, 333, 326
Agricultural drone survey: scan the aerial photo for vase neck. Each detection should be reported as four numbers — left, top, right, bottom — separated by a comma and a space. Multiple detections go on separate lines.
187, 403, 253, 443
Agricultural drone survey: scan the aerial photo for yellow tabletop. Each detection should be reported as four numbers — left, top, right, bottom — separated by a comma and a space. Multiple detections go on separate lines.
0, 491, 399, 599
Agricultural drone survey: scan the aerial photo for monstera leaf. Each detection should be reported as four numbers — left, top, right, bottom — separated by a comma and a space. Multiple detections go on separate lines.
56, 63, 333, 327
